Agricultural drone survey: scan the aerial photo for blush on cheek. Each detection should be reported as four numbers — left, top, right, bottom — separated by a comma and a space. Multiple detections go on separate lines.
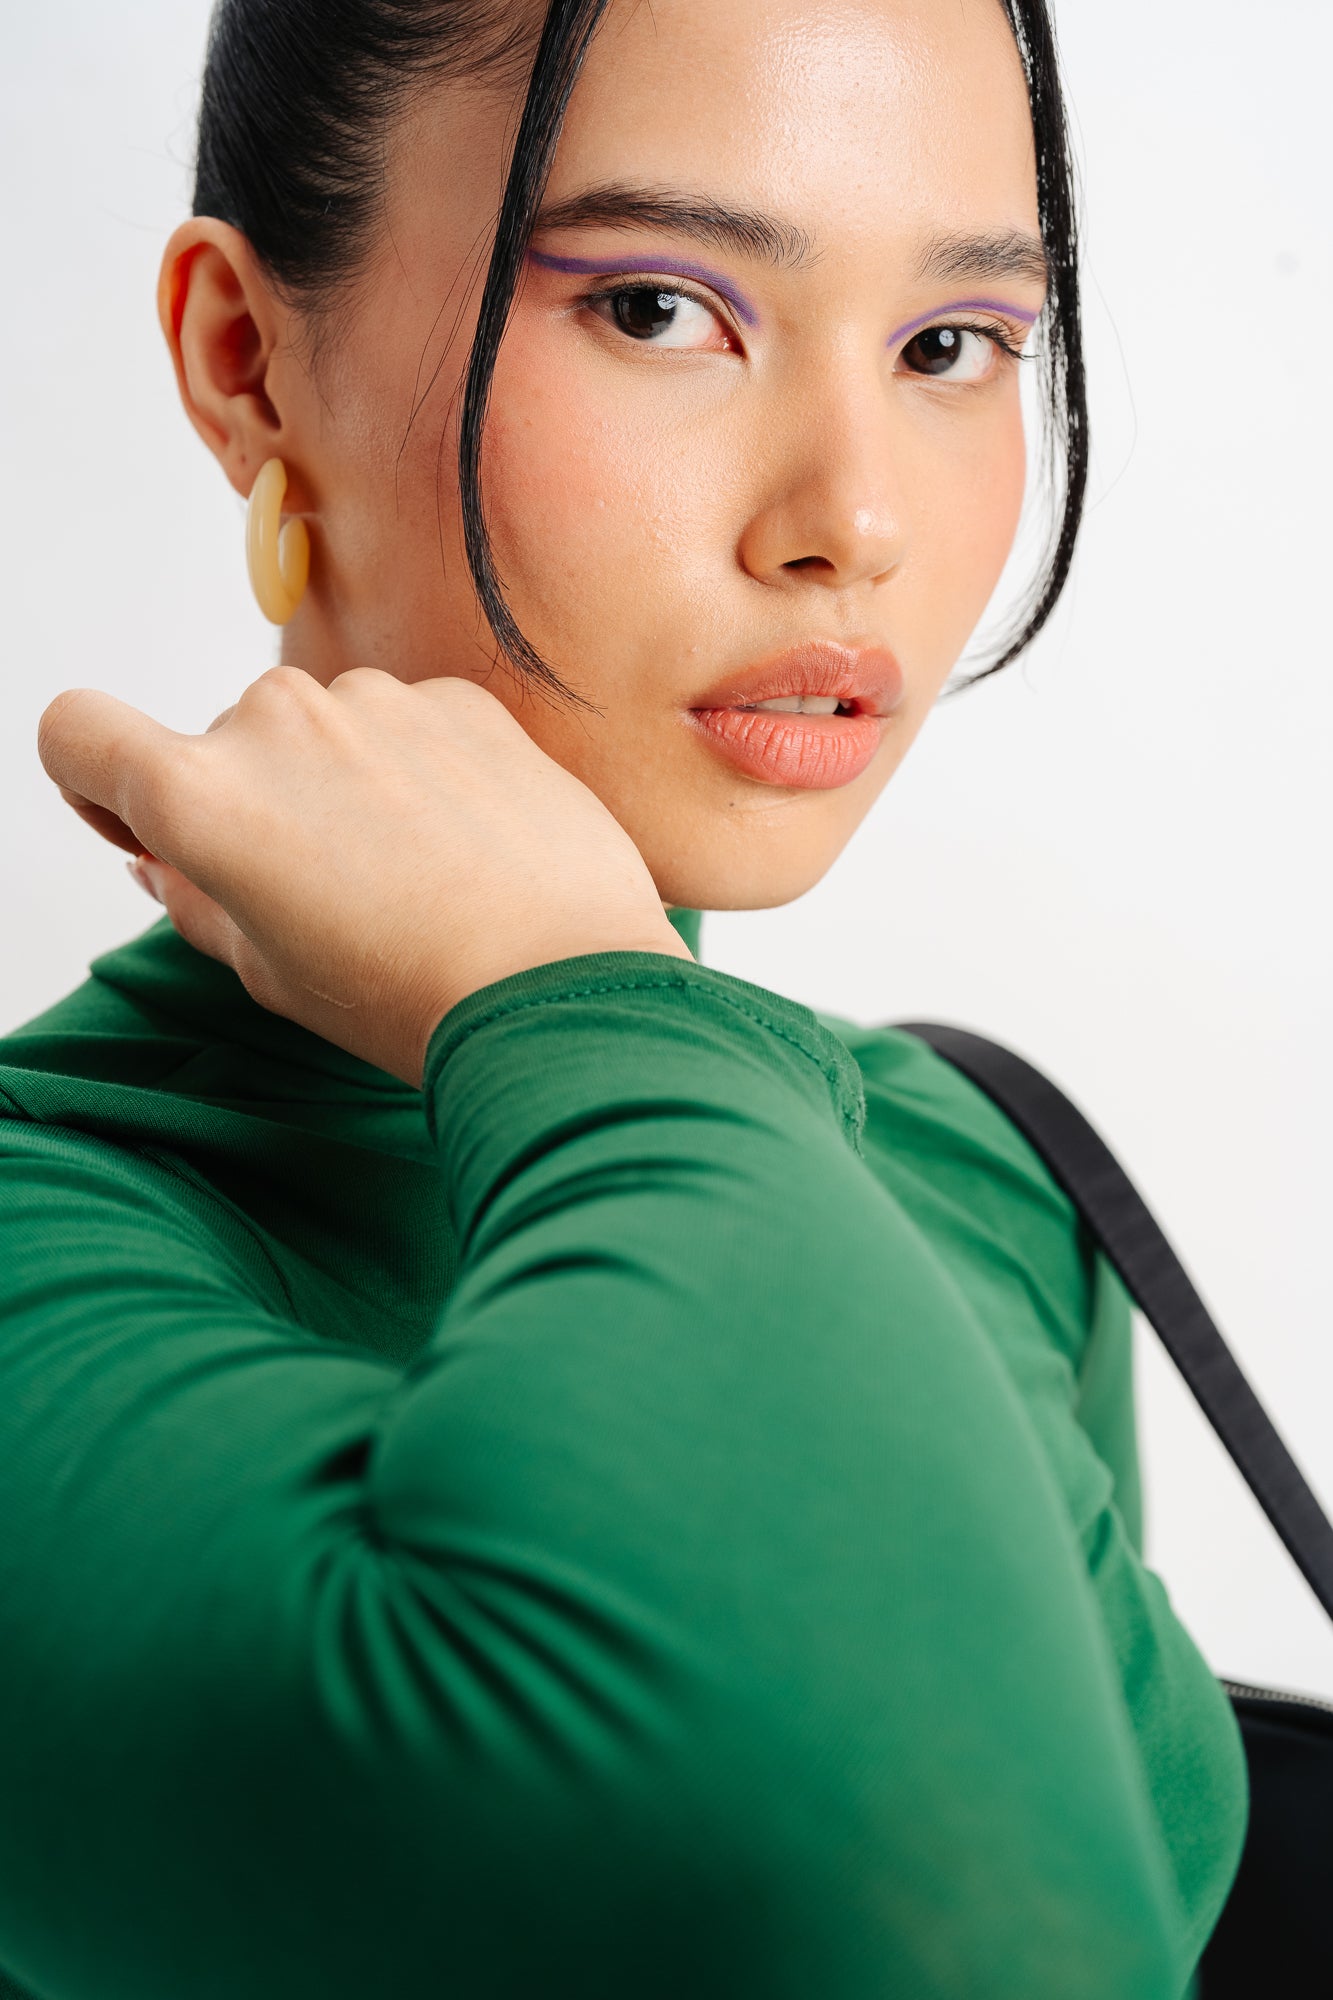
482, 371, 641, 587
916, 415, 1030, 665
964, 412, 1028, 579
481, 347, 713, 666
979, 440, 1029, 587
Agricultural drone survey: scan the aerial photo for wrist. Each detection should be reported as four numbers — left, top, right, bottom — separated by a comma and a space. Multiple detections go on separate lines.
623, 922, 696, 966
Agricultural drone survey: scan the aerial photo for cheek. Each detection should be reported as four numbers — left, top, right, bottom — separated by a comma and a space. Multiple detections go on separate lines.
976, 405, 1029, 575
480, 337, 719, 641
483, 360, 637, 600
476, 330, 1031, 681
912, 397, 1029, 652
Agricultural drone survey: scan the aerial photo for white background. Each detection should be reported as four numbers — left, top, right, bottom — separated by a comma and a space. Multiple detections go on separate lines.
3, 2, 1330, 1695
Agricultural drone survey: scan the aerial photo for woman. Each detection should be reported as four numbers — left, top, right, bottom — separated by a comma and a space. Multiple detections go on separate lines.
0, 1, 1246, 1995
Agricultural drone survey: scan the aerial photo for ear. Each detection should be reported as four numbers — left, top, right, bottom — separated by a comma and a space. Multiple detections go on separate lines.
156, 218, 308, 511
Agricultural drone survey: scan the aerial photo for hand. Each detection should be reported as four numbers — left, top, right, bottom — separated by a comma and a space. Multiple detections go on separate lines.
37, 666, 694, 1088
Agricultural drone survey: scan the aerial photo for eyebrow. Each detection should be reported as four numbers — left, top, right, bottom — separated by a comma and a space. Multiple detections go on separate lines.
532, 183, 819, 271
912, 227, 1049, 289
531, 182, 1049, 290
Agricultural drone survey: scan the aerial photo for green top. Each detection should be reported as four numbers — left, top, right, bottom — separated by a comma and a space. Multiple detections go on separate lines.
0, 909, 1245, 2000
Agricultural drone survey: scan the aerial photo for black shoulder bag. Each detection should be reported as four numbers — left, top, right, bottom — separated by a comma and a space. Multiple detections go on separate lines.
890, 1021, 1333, 1997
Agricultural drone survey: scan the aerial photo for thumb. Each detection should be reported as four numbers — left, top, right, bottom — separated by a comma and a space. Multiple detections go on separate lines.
38, 687, 192, 862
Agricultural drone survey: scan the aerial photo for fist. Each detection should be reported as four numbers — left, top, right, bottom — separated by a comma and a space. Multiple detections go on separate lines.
38, 666, 692, 1087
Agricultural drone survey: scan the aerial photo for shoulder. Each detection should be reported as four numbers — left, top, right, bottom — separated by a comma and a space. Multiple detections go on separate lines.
812, 1010, 1110, 1373
0, 939, 286, 1314
812, 1008, 1085, 1223
0, 921, 212, 1120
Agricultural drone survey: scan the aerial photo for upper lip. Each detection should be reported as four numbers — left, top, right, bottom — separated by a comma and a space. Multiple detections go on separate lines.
688, 639, 906, 718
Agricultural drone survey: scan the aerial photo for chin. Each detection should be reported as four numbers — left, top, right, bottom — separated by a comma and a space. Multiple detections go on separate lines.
652, 841, 838, 914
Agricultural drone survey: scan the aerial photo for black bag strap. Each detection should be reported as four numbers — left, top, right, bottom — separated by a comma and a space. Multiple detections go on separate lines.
889, 1020, 1333, 1630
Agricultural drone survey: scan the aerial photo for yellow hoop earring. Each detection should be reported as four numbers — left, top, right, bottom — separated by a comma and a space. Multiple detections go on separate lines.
245, 457, 310, 625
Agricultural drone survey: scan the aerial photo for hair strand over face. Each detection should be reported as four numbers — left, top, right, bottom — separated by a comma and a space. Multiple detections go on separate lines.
192, 0, 1088, 707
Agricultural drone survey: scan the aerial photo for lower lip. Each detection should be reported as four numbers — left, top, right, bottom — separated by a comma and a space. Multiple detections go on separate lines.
684, 706, 885, 789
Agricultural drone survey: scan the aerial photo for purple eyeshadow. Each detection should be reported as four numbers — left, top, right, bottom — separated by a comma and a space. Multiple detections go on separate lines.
526, 253, 1038, 349
886, 298, 1040, 350
526, 248, 760, 328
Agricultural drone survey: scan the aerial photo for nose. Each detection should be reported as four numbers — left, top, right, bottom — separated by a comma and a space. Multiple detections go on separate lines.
736, 362, 910, 596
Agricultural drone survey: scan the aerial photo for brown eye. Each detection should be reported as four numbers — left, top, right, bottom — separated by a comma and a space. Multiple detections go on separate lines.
899, 325, 999, 382
613, 289, 685, 339
591, 285, 732, 351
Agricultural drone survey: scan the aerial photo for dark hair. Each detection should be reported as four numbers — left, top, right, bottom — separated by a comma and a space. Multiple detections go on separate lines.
193, 0, 1087, 715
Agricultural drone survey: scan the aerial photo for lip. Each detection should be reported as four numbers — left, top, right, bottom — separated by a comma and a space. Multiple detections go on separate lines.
682, 639, 905, 790
687, 639, 907, 719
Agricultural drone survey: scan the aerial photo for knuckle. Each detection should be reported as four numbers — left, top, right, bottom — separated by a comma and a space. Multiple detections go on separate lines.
263, 662, 315, 694
240, 664, 319, 712
328, 666, 394, 699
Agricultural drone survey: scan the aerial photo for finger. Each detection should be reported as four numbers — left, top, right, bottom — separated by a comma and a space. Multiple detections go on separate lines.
129, 855, 244, 973
37, 688, 193, 862
56, 786, 144, 858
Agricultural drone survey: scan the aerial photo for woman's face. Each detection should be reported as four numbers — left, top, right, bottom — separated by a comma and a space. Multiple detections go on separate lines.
166, 0, 1046, 913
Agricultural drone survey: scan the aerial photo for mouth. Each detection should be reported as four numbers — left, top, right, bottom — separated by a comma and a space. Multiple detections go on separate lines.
730, 694, 861, 717
687, 638, 906, 720
683, 639, 904, 790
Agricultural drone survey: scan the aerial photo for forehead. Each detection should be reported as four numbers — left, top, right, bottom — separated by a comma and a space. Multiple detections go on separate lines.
549, 0, 1038, 255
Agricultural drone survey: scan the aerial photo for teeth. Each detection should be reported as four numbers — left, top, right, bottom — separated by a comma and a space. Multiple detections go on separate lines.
747, 695, 844, 714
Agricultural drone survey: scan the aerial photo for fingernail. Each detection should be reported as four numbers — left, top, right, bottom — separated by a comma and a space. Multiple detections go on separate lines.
126, 855, 163, 905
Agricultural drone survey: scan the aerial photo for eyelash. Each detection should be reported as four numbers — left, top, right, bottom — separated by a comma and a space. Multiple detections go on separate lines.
579, 279, 740, 346
941, 319, 1030, 365
579, 280, 1033, 373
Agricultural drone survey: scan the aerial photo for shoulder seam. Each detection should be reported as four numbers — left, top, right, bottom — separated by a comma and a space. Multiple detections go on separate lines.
433, 972, 864, 1147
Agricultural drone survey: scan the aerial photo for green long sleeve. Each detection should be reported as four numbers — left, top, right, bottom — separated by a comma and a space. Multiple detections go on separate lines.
0, 922, 1246, 1998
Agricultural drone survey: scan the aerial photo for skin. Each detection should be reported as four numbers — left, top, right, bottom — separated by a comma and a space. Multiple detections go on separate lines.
37, 0, 1047, 1087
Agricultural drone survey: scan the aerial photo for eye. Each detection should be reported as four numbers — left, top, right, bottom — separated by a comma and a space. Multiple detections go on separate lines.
585, 283, 736, 352
898, 322, 1024, 382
